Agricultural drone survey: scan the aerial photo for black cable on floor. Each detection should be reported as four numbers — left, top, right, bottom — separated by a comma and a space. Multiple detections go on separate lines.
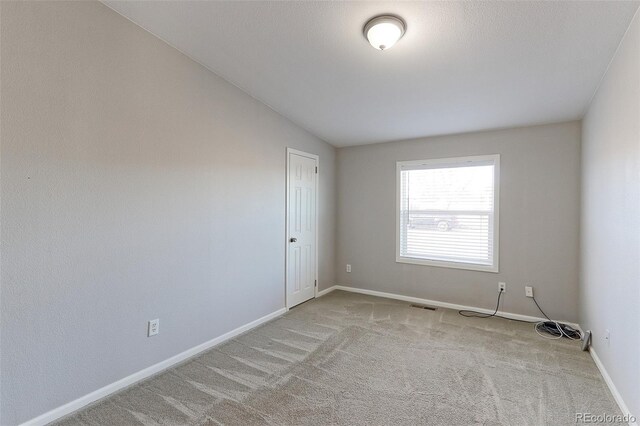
459, 289, 503, 318
458, 290, 557, 325
457, 289, 582, 339
458, 290, 538, 323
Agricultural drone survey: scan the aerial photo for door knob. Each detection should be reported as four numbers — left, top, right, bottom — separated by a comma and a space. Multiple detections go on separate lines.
290, 238, 297, 243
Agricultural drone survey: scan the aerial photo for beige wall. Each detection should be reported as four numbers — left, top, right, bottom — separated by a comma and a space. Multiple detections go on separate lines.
336, 122, 581, 322
0, 2, 335, 424
581, 10, 640, 419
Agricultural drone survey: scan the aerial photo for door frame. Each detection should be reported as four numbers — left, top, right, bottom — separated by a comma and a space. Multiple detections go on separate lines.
285, 148, 319, 310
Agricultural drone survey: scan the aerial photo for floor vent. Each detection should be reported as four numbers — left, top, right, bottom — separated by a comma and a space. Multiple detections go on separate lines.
410, 304, 437, 311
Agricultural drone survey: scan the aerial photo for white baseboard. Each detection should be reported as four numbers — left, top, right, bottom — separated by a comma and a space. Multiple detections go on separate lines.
320, 285, 580, 328
589, 347, 637, 425
21, 307, 287, 426
317, 286, 337, 297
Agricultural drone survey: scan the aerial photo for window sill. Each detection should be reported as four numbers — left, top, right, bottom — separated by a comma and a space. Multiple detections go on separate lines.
396, 256, 499, 273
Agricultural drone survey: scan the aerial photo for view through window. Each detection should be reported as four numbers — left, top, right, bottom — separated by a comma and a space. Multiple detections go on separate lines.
397, 155, 499, 271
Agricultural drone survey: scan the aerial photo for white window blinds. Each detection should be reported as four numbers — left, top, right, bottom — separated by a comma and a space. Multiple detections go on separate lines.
397, 155, 499, 272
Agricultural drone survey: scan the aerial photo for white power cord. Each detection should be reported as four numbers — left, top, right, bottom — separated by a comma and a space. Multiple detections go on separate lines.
532, 298, 583, 340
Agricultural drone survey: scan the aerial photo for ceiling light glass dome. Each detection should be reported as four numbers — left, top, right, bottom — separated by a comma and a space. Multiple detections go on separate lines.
364, 15, 406, 51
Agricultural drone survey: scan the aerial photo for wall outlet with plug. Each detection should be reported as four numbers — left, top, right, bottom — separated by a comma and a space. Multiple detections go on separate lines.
498, 282, 506, 292
148, 319, 159, 337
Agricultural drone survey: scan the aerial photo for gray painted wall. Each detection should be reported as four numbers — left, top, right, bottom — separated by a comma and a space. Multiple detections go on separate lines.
0, 2, 335, 424
336, 122, 581, 322
581, 9, 639, 419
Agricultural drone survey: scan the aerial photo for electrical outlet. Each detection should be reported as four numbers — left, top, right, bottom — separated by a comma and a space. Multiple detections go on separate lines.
498, 282, 506, 292
604, 329, 610, 346
148, 319, 159, 337
346, 264, 351, 273
525, 286, 534, 298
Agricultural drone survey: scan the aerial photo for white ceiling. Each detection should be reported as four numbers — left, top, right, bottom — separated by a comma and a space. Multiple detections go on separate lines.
104, 1, 639, 147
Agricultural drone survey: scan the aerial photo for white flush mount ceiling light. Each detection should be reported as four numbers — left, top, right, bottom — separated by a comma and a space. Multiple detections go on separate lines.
363, 15, 406, 51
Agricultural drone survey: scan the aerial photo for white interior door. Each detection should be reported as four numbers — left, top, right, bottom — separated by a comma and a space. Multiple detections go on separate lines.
286, 149, 318, 308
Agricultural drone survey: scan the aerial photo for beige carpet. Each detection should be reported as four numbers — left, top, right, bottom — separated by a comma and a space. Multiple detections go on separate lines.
56, 290, 622, 425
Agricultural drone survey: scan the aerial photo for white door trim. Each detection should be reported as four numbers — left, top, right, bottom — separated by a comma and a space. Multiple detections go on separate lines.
285, 148, 319, 309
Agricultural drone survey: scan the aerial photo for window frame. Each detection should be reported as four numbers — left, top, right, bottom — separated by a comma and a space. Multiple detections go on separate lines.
395, 154, 500, 273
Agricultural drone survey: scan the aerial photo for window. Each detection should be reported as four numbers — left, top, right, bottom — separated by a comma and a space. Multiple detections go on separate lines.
396, 155, 499, 272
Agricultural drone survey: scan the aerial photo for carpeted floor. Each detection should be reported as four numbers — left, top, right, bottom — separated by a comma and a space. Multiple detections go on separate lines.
56, 290, 622, 425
